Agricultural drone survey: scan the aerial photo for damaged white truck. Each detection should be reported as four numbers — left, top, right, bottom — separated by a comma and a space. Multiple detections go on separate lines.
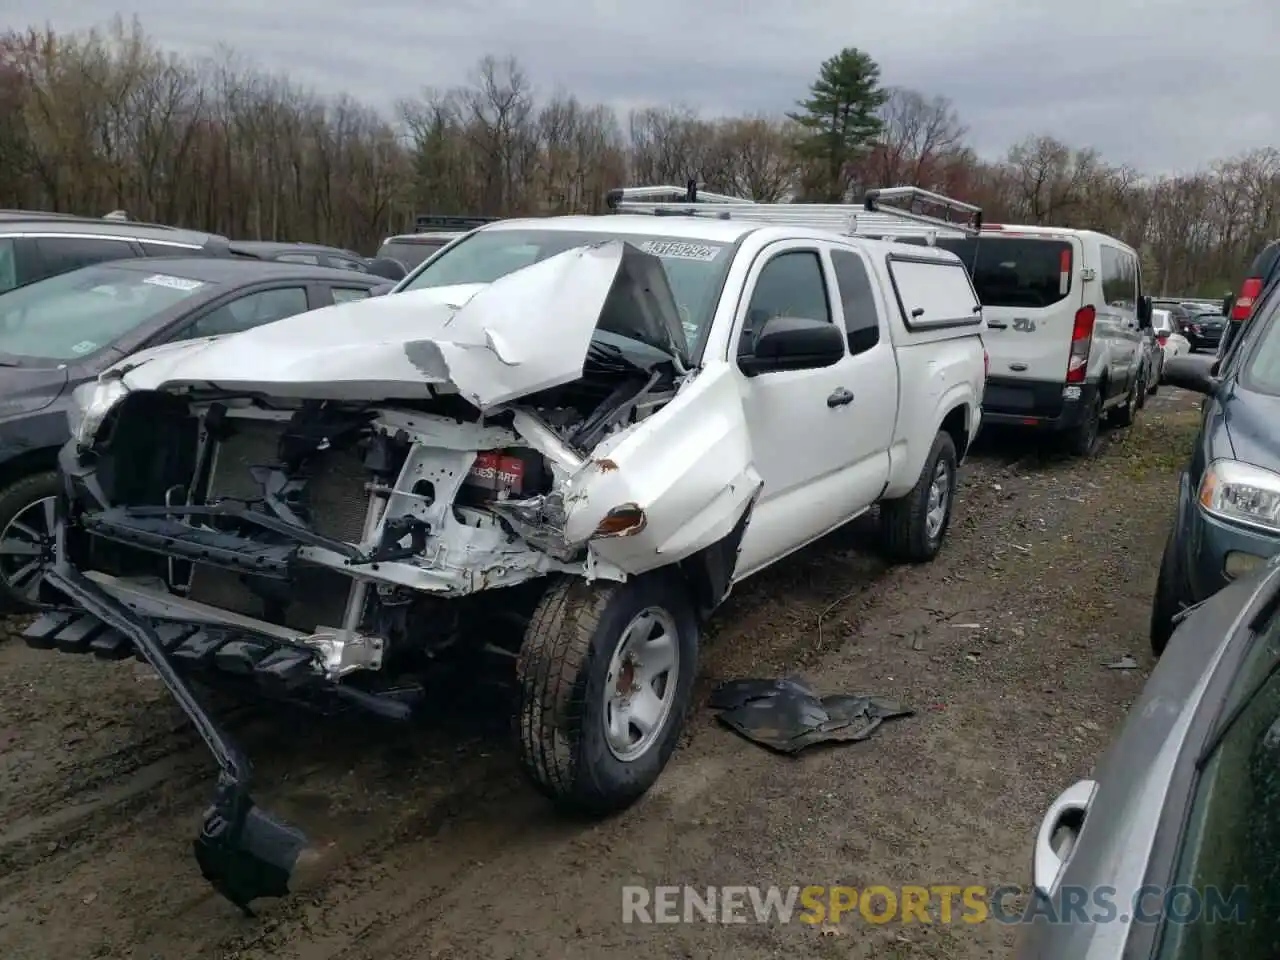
25, 185, 988, 910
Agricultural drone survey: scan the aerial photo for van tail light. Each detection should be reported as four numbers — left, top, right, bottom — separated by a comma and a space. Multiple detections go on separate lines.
1066, 305, 1096, 384
1059, 249, 1071, 296
1231, 277, 1263, 322
1157, 334, 1169, 347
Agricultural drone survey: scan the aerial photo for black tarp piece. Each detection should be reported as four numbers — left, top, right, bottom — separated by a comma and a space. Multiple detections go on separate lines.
709, 677, 913, 755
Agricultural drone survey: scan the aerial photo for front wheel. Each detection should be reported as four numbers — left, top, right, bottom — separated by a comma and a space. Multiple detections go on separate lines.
879, 430, 958, 563
516, 572, 698, 814
0, 470, 61, 613
1150, 531, 1186, 657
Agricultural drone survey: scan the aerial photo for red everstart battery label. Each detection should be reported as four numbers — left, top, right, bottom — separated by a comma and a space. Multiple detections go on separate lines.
466, 452, 525, 497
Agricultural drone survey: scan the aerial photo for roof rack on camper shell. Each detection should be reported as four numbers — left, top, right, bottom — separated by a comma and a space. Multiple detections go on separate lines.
604, 179, 983, 242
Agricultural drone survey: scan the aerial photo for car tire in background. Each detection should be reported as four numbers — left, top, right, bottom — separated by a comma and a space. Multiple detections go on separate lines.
515, 571, 698, 814
1150, 530, 1184, 657
1064, 392, 1104, 458
0, 470, 61, 613
879, 430, 958, 563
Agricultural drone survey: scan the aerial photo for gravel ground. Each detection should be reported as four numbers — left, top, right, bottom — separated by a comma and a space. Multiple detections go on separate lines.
0, 385, 1204, 959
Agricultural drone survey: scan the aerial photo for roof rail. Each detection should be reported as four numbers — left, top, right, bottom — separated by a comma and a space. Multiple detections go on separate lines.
413, 214, 500, 232
604, 181, 983, 241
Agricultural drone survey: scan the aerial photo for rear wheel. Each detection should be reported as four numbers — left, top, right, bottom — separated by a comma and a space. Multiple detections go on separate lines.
1111, 372, 1139, 426
1064, 392, 1103, 457
880, 431, 957, 563
516, 572, 698, 814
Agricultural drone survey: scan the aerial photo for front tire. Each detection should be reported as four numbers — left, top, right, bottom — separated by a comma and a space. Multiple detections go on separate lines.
880, 431, 958, 563
1150, 531, 1185, 657
516, 572, 698, 814
0, 470, 61, 613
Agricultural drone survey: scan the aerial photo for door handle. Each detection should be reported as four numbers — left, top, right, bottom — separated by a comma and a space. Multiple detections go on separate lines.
827, 387, 854, 408
1033, 779, 1096, 899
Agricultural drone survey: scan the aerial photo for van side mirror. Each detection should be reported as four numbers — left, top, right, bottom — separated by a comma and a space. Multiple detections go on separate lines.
1222, 294, 1235, 317
1137, 295, 1153, 329
1163, 356, 1218, 396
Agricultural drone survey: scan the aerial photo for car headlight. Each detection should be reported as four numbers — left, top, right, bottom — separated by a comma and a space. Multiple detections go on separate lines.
1199, 459, 1280, 534
68, 378, 129, 451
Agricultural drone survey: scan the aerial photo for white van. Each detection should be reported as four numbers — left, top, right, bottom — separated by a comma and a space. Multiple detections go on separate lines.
935, 225, 1153, 456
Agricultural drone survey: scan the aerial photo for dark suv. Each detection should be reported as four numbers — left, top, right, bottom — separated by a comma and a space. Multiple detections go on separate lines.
1152, 274, 1280, 654
0, 213, 237, 294
1152, 298, 1224, 351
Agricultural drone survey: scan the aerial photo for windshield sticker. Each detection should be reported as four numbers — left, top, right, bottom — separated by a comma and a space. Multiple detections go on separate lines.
70, 340, 97, 355
638, 240, 724, 262
142, 274, 204, 292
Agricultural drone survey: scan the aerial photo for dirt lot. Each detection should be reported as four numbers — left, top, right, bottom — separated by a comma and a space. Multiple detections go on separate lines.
0, 386, 1204, 960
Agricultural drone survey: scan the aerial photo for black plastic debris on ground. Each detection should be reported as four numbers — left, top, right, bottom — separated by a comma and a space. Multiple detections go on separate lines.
709, 677, 913, 755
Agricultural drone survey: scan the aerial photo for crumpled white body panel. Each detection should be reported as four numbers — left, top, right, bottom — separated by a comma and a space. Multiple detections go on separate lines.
115, 242, 631, 412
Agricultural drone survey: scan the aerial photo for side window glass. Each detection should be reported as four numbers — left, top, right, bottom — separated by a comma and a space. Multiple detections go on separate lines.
140, 241, 202, 259
34, 237, 136, 280
186, 287, 309, 339
830, 249, 881, 356
0, 239, 16, 293
1101, 247, 1135, 312
740, 250, 831, 356
331, 257, 368, 273
1156, 617, 1280, 959
331, 287, 371, 304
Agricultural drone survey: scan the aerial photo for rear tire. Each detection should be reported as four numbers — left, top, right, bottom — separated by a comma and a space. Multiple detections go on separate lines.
1064, 392, 1103, 457
1150, 531, 1185, 657
1112, 371, 1140, 425
516, 572, 698, 814
880, 431, 957, 563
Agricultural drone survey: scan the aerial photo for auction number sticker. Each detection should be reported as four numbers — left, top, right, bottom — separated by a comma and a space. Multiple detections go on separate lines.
639, 240, 723, 262
142, 274, 205, 292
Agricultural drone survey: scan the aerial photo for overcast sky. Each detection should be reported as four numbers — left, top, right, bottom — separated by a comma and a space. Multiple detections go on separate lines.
12, 0, 1279, 174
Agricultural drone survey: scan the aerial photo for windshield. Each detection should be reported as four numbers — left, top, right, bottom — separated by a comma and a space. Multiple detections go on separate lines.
1242, 284, 1280, 395
401, 228, 736, 352
0, 264, 211, 362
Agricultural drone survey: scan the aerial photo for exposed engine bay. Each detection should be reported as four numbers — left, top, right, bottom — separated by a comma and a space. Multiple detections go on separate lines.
67, 333, 679, 681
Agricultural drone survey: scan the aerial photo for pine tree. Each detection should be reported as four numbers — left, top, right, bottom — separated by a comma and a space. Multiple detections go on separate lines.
788, 48, 889, 202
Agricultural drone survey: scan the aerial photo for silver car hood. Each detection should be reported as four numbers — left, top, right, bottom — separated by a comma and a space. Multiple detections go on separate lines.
112, 240, 689, 412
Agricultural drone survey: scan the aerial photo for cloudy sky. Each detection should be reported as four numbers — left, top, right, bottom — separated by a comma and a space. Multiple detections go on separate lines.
12, 0, 1278, 173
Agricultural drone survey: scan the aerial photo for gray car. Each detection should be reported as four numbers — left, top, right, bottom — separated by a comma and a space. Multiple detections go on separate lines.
1019, 558, 1280, 958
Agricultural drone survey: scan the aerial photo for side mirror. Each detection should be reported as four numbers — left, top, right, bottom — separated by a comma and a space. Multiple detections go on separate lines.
1222, 294, 1235, 317
739, 316, 846, 376
1137, 295, 1153, 329
368, 282, 396, 297
1162, 356, 1219, 396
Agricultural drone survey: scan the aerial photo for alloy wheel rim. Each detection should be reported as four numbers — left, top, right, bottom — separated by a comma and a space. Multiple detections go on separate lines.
0, 495, 57, 602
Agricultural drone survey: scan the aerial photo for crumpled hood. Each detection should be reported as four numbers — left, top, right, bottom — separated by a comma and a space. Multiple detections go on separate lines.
114, 240, 689, 412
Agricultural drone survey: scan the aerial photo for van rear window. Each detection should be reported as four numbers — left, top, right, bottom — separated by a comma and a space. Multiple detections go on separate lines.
935, 237, 1073, 309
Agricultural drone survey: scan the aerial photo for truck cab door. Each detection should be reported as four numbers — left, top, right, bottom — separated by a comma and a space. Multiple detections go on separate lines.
730, 241, 868, 578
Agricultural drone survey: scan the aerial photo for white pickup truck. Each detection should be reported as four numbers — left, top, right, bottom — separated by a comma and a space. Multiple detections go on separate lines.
30, 187, 987, 909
